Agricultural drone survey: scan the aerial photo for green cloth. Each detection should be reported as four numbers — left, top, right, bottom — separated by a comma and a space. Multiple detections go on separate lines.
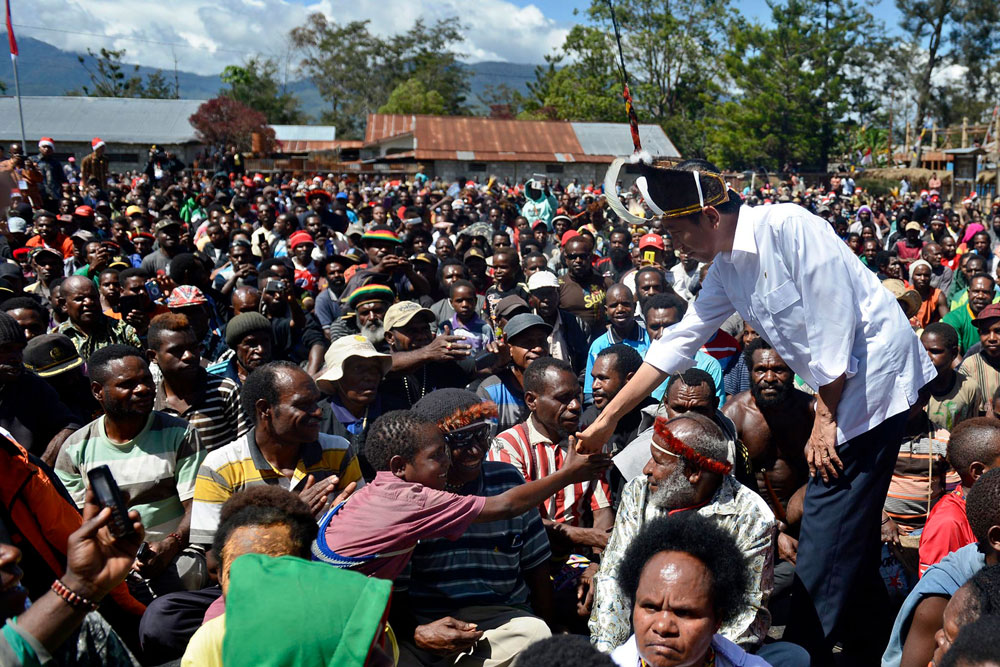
223, 554, 392, 667
942, 304, 980, 353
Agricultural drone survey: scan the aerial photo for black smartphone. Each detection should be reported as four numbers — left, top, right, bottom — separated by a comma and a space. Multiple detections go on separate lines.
263, 278, 285, 294
474, 350, 497, 370
117, 294, 144, 315
87, 465, 135, 538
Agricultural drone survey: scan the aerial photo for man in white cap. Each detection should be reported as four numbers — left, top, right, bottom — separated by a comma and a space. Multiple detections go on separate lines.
579, 158, 937, 661
526, 270, 590, 375
80, 137, 109, 191
32, 137, 66, 211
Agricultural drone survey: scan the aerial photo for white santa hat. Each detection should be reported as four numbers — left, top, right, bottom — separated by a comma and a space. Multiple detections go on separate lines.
38, 137, 54, 150
92, 137, 105, 150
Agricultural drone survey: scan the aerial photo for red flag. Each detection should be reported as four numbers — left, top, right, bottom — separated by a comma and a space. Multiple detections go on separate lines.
5, 0, 17, 57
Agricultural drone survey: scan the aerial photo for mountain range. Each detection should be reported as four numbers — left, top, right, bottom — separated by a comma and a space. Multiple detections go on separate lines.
0, 36, 540, 122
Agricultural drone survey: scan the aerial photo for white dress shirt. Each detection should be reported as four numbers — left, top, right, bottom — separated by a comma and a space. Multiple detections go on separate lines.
645, 203, 937, 445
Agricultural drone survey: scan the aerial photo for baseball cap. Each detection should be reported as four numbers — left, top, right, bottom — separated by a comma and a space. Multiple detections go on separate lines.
155, 218, 182, 232
125, 205, 145, 217
527, 270, 559, 291
639, 233, 665, 250
166, 285, 208, 308
70, 229, 96, 243
288, 231, 314, 249
494, 296, 531, 321
6, 217, 26, 234
503, 313, 552, 341
383, 300, 435, 331
464, 248, 487, 262
346, 223, 365, 239
316, 335, 392, 392
31, 246, 62, 262
74, 205, 94, 218
975, 303, 1000, 323
531, 220, 549, 230
23, 334, 83, 378
904, 221, 922, 232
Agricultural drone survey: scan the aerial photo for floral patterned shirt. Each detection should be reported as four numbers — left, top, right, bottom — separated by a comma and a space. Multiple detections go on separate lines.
589, 474, 776, 652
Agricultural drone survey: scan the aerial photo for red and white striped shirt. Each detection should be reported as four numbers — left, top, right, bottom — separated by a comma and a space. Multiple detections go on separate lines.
489, 415, 611, 526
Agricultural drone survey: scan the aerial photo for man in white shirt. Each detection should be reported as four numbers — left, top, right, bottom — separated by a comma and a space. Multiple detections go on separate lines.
578, 159, 937, 661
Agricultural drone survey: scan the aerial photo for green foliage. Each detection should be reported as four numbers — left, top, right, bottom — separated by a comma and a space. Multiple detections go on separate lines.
76, 48, 178, 99
707, 0, 883, 170
290, 15, 468, 138
220, 57, 306, 124
855, 178, 896, 197
378, 78, 446, 115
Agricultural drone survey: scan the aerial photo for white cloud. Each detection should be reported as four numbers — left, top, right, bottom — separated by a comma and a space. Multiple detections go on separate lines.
20, 0, 568, 75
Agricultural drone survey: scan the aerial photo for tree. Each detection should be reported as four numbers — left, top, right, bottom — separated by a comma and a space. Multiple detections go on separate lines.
77, 48, 144, 97
289, 15, 468, 138
378, 79, 446, 115
220, 57, 306, 124
708, 0, 882, 170
517, 26, 621, 123
142, 71, 177, 99
189, 97, 275, 153
76, 47, 180, 99
896, 0, 1000, 165
477, 83, 522, 119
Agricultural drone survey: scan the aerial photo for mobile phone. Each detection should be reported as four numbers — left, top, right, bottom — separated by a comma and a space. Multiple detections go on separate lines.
475, 350, 497, 370
87, 465, 135, 538
144, 279, 163, 302
264, 278, 285, 294
643, 250, 657, 264
117, 294, 144, 315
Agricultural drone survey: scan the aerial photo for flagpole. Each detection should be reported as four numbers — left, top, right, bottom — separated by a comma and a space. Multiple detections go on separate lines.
10, 52, 26, 154
5, 0, 25, 153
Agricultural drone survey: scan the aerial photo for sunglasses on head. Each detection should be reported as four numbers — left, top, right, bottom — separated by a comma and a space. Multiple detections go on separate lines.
443, 423, 491, 450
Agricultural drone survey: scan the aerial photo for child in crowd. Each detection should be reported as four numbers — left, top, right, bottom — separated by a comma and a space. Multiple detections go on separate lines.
314, 407, 610, 581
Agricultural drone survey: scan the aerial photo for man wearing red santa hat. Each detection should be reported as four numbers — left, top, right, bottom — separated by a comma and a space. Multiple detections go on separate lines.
80, 137, 109, 192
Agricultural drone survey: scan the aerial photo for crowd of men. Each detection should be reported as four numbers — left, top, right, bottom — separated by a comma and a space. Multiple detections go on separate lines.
1, 135, 1000, 667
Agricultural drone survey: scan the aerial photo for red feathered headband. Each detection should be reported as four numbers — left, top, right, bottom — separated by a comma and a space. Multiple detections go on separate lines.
437, 401, 498, 433
652, 417, 732, 476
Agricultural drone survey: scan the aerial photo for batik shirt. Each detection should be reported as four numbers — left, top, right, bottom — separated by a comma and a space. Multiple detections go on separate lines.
589, 474, 775, 652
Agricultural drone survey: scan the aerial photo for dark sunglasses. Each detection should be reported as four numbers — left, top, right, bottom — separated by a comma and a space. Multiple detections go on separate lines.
443, 423, 491, 450
564, 252, 590, 261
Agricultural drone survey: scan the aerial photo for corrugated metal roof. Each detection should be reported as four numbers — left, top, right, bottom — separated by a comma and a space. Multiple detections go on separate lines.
571, 122, 679, 158
270, 125, 337, 141
276, 139, 360, 153
364, 114, 680, 163
0, 96, 204, 144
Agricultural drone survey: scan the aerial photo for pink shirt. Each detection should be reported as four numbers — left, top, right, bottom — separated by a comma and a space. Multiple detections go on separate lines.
321, 471, 485, 581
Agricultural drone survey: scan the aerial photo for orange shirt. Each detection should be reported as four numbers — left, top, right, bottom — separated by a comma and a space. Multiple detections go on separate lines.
26, 233, 75, 259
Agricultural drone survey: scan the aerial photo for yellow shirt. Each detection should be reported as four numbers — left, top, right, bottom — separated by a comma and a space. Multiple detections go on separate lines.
181, 614, 225, 667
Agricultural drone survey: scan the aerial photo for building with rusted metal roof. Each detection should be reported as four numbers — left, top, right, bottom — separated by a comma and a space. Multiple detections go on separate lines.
361, 114, 679, 183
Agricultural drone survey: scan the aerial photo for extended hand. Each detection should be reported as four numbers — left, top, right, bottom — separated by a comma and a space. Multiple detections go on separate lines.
563, 435, 612, 482
414, 617, 484, 655
575, 418, 614, 455
65, 488, 145, 601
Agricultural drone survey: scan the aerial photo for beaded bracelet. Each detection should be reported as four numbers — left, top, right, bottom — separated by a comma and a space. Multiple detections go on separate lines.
51, 579, 98, 612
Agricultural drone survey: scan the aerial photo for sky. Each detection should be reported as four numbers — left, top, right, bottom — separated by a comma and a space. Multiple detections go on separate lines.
14, 0, 904, 76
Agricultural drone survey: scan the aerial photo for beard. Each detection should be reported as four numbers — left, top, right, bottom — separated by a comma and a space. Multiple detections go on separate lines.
357, 317, 385, 347
609, 247, 631, 270
750, 379, 792, 409
649, 464, 698, 511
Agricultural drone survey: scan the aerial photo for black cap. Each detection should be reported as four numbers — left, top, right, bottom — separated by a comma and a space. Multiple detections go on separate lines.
503, 313, 552, 340
23, 333, 82, 377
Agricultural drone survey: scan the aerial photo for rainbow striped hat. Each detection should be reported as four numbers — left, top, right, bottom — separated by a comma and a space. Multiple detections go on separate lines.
362, 226, 400, 244
345, 284, 396, 310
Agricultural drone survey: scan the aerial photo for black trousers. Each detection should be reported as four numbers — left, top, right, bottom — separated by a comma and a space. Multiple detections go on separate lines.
784, 411, 908, 660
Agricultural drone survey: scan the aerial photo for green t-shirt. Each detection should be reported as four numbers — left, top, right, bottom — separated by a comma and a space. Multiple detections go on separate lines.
55, 411, 204, 541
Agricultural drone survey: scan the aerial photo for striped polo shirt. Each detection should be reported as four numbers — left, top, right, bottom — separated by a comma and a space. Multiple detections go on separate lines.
190, 429, 362, 545
55, 411, 204, 541
397, 461, 550, 616
489, 415, 611, 526
154, 369, 251, 453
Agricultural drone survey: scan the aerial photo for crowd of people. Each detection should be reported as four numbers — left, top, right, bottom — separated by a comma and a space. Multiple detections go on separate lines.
0, 134, 1000, 667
